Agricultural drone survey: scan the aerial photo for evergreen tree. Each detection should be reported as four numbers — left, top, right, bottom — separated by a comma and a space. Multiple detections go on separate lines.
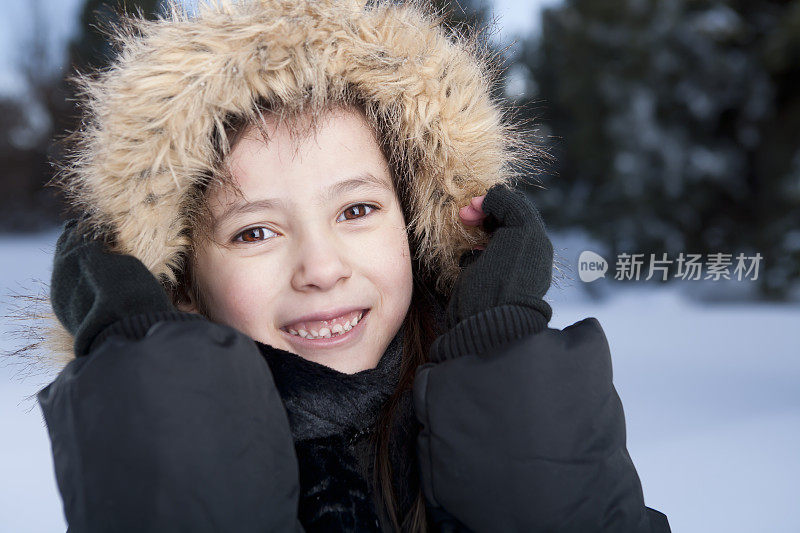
514, 0, 800, 298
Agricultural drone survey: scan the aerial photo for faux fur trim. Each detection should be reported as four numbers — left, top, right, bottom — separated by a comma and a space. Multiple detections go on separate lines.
11, 0, 545, 369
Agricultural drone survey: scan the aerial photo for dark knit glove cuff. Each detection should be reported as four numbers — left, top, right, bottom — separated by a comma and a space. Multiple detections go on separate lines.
88, 311, 206, 355
429, 304, 549, 362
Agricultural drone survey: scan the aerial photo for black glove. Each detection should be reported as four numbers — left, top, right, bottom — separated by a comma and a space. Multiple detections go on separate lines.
431, 184, 554, 361
50, 218, 178, 357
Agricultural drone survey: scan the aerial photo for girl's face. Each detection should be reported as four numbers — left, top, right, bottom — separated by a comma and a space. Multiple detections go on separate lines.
181, 107, 414, 374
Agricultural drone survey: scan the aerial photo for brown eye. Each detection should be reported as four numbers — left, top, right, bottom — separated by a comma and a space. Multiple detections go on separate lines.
339, 203, 378, 222
234, 227, 275, 243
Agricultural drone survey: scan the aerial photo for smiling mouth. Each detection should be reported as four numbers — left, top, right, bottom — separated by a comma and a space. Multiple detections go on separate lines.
281, 308, 369, 340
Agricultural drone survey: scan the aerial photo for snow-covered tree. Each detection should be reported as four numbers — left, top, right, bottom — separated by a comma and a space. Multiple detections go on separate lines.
514, 0, 800, 298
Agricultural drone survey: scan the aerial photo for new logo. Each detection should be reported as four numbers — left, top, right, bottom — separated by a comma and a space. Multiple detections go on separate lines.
578, 251, 608, 282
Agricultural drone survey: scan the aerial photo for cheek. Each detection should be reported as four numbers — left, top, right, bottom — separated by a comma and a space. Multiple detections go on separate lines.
197, 249, 278, 327
363, 218, 413, 306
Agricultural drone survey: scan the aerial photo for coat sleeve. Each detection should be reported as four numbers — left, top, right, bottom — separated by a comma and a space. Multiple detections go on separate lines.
38, 313, 305, 532
413, 316, 670, 533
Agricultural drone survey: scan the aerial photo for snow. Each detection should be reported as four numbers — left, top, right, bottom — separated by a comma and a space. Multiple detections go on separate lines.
2, 227, 798, 531
0, 227, 65, 532
548, 240, 800, 533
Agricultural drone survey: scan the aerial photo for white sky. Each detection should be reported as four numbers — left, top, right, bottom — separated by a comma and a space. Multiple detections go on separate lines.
490, 0, 563, 43
0, 0, 84, 94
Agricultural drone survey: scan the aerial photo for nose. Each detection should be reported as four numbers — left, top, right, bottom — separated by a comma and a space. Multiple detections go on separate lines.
289, 228, 353, 292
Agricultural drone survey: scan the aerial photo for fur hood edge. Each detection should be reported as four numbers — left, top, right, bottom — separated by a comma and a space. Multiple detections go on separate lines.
13, 0, 545, 369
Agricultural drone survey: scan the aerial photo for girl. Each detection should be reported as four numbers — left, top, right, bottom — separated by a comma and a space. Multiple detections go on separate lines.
28, 0, 671, 531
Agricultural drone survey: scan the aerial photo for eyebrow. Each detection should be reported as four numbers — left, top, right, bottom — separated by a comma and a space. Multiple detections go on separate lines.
213, 172, 393, 232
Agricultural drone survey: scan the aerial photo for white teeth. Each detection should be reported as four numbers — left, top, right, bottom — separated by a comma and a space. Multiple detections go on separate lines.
285, 310, 365, 339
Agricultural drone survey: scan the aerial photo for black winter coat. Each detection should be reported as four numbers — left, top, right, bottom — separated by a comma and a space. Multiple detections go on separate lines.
38, 307, 671, 532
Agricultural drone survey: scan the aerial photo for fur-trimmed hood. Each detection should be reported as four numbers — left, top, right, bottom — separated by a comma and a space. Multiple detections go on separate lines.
19, 0, 542, 368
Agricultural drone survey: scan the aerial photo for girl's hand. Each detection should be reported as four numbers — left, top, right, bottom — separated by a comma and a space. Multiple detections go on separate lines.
51, 219, 176, 356
458, 195, 487, 250
444, 184, 553, 334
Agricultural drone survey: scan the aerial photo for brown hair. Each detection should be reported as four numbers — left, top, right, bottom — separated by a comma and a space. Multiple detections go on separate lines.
171, 97, 445, 531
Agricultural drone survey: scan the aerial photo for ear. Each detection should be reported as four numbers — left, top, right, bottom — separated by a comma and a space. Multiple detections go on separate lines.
174, 289, 201, 314
176, 300, 200, 314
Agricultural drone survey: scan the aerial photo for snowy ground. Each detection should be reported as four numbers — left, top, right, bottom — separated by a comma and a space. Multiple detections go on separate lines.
1, 227, 798, 532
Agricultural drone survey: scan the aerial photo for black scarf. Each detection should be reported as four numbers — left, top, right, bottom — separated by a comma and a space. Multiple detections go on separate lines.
257, 326, 417, 532
260, 326, 404, 441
